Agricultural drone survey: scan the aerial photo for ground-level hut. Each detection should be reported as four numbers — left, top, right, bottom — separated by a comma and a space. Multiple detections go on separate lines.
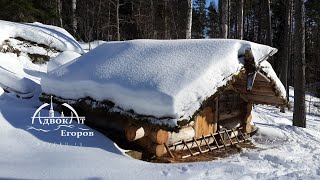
40, 39, 287, 157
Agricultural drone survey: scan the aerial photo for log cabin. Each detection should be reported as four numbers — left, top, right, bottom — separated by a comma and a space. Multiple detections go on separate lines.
40, 39, 287, 157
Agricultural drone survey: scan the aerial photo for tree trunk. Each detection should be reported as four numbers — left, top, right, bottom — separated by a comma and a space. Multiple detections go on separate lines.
257, 1, 262, 43
72, 0, 77, 37
186, 0, 192, 39
266, 0, 272, 46
238, 0, 244, 39
56, 0, 63, 27
293, 0, 306, 128
164, 0, 168, 39
116, 0, 120, 41
219, 0, 228, 38
280, 0, 291, 113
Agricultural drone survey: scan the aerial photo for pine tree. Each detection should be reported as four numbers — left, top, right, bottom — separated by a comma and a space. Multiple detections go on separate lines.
293, 0, 306, 128
219, 0, 228, 38
192, 0, 206, 38
207, 1, 219, 38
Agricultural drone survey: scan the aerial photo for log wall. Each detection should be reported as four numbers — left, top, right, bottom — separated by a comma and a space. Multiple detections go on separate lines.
193, 89, 247, 138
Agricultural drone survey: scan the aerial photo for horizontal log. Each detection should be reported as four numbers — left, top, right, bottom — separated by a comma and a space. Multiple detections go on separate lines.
255, 72, 271, 83
233, 81, 273, 88
243, 94, 286, 105
125, 126, 150, 141
125, 126, 168, 144
219, 109, 243, 121
149, 129, 169, 144
235, 89, 276, 97
232, 84, 275, 94
136, 137, 167, 157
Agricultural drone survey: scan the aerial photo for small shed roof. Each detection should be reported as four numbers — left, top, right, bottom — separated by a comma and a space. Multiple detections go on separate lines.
41, 39, 285, 127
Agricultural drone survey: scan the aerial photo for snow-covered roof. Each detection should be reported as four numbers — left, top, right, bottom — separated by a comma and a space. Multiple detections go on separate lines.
0, 20, 84, 54
41, 39, 284, 126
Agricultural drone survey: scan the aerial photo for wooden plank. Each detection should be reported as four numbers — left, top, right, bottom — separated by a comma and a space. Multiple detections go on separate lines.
255, 72, 271, 83
233, 80, 273, 87
236, 89, 276, 97
164, 143, 174, 158
194, 106, 217, 138
243, 94, 286, 105
214, 97, 219, 124
232, 84, 275, 93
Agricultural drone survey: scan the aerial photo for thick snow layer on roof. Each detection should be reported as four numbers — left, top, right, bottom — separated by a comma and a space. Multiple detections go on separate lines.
41, 39, 281, 124
0, 20, 84, 54
47, 51, 81, 72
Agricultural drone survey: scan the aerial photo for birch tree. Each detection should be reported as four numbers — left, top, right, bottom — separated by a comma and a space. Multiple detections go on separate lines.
186, 0, 192, 39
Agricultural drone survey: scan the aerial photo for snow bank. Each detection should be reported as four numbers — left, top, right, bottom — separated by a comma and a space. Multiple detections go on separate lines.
79, 40, 107, 52
0, 20, 84, 54
47, 51, 81, 72
0, 53, 35, 96
41, 39, 281, 124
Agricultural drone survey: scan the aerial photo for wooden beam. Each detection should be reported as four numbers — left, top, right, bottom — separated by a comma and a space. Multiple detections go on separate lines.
235, 71, 271, 83
236, 89, 276, 97
242, 103, 252, 133
242, 94, 286, 105
136, 137, 167, 157
148, 129, 169, 144
233, 80, 273, 87
214, 97, 219, 128
255, 72, 271, 83
219, 109, 242, 121
125, 125, 168, 144
125, 126, 150, 141
233, 84, 275, 94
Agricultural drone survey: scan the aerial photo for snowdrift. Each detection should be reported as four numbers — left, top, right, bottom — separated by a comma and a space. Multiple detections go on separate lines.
0, 53, 35, 98
0, 20, 84, 54
0, 20, 84, 98
41, 39, 285, 127
47, 51, 81, 72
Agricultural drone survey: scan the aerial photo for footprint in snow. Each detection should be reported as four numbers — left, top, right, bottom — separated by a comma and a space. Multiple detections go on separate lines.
161, 170, 170, 176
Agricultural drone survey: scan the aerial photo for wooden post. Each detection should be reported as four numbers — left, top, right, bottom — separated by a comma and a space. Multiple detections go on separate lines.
243, 103, 252, 133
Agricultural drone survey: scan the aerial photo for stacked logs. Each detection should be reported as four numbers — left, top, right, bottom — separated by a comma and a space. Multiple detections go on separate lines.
125, 126, 169, 157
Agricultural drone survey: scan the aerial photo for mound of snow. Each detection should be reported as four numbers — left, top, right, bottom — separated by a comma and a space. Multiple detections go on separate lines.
47, 51, 81, 72
79, 40, 107, 52
0, 20, 84, 54
41, 39, 281, 124
0, 53, 35, 96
